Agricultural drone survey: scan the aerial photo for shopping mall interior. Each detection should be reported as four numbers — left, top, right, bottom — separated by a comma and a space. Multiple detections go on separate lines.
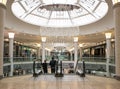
0, 0, 120, 89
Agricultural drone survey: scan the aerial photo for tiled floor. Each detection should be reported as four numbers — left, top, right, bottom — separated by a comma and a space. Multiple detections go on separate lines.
0, 75, 120, 89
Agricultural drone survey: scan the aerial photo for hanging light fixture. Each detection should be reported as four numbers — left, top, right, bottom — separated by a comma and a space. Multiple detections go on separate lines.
73, 37, 78, 42
0, 0, 7, 5
36, 43, 41, 47
41, 37, 46, 42
105, 33, 112, 39
79, 44, 83, 47
112, 0, 120, 5
8, 32, 15, 39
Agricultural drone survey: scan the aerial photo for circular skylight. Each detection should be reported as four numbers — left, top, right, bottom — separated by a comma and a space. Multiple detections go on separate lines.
11, 0, 108, 27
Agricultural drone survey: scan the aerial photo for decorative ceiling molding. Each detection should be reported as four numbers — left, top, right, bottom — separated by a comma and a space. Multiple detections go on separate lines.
11, 0, 108, 27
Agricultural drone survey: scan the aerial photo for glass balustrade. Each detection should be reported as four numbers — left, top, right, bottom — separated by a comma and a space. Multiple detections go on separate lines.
3, 56, 115, 77
4, 57, 37, 63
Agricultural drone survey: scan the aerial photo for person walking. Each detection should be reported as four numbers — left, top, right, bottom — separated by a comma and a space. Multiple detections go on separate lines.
49, 57, 56, 73
42, 60, 48, 74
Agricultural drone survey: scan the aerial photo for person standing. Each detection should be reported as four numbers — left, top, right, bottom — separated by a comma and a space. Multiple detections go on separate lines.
49, 57, 56, 73
42, 60, 48, 74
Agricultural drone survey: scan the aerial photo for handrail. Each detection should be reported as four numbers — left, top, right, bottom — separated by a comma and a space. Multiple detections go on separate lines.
3, 56, 115, 64
2, 57, 116, 77
74, 58, 79, 73
74, 56, 115, 73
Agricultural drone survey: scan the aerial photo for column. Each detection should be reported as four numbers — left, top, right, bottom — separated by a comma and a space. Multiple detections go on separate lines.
0, 0, 7, 79
48, 50, 50, 56
37, 44, 41, 59
70, 51, 73, 61
47, 50, 50, 61
105, 33, 111, 77
79, 44, 83, 61
112, 0, 120, 79
45, 50, 47, 59
41, 37, 46, 63
73, 37, 78, 69
17, 44, 21, 57
8, 32, 15, 76
38, 47, 40, 59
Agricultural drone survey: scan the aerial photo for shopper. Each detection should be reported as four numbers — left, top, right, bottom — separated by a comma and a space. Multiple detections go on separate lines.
49, 57, 56, 73
42, 60, 48, 74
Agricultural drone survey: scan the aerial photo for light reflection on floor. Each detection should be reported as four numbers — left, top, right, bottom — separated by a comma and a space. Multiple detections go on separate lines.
0, 75, 120, 89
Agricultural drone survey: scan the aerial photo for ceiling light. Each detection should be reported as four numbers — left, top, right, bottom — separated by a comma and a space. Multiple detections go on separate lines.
105, 33, 112, 39
41, 37, 46, 42
37, 44, 41, 47
0, 0, 7, 5
8, 32, 15, 38
73, 37, 78, 42
79, 44, 83, 47
4, 38, 9, 41
45, 48, 51, 51
69, 47, 74, 51
112, 0, 120, 5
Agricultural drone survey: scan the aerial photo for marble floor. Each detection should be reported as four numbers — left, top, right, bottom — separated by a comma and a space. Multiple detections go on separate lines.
0, 75, 120, 89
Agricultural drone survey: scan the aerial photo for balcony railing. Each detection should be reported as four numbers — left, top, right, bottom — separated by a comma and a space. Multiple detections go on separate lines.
3, 56, 115, 64
2, 56, 115, 77
3, 57, 35, 64
80, 57, 115, 64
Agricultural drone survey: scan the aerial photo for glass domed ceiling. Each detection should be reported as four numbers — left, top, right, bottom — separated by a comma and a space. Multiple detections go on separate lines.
11, 0, 108, 27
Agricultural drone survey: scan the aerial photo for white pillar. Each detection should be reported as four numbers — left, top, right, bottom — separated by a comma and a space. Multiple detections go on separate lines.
38, 47, 41, 59
42, 42, 45, 63
70, 51, 73, 61
79, 44, 83, 61
73, 37, 78, 69
45, 50, 47, 58
105, 32, 111, 77
48, 51, 50, 56
0, 3, 6, 78
18, 45, 21, 57
80, 47, 82, 60
47, 50, 50, 61
112, 1, 120, 79
41, 37, 46, 63
37, 44, 41, 59
74, 42, 78, 68
9, 33, 15, 76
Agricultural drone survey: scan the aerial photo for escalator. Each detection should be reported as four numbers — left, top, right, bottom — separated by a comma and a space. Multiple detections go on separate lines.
33, 59, 42, 77
33, 59, 64, 77
75, 58, 86, 77
54, 59, 86, 77
55, 60, 64, 77
32, 58, 86, 78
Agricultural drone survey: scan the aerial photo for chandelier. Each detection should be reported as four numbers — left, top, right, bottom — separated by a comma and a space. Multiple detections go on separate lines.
12, 0, 108, 27
40, 4, 80, 11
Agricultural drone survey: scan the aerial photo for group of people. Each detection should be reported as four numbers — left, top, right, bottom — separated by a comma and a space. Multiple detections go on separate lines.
42, 57, 56, 74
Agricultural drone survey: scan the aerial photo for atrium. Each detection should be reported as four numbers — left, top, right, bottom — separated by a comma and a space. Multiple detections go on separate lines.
0, 0, 120, 89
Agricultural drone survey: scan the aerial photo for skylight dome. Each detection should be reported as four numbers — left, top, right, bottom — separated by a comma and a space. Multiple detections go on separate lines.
11, 0, 108, 27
